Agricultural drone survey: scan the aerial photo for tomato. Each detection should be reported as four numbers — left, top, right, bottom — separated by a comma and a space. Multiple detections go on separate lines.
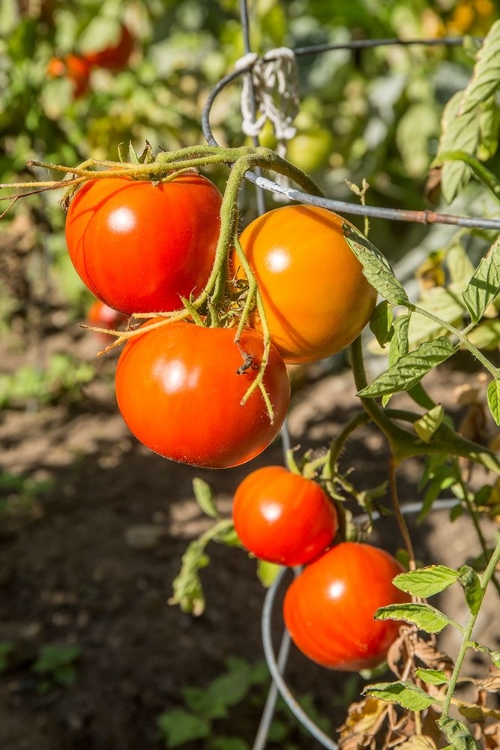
47, 54, 92, 98
115, 322, 290, 469
232, 466, 338, 566
233, 205, 377, 364
283, 542, 410, 672
86, 300, 128, 342
84, 24, 135, 70
65, 173, 222, 315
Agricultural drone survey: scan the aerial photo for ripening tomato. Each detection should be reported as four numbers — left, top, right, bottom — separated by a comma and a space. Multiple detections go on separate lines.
86, 300, 128, 342
233, 205, 378, 364
232, 466, 338, 566
84, 23, 135, 70
283, 542, 410, 672
65, 173, 222, 315
47, 54, 92, 98
115, 322, 290, 469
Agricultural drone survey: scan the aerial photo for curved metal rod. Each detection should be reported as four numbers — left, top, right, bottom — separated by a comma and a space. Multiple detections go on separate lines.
201, 44, 500, 232
261, 498, 459, 748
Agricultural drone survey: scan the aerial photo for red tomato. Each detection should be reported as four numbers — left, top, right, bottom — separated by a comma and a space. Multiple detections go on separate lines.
86, 300, 128, 342
234, 205, 377, 364
232, 466, 338, 566
283, 542, 410, 671
115, 322, 290, 469
84, 24, 135, 70
47, 54, 92, 98
65, 173, 222, 315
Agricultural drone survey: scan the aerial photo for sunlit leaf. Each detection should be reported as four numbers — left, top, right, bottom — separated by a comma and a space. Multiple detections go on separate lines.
393, 565, 460, 597
363, 681, 436, 711
414, 406, 444, 443
487, 379, 500, 427
459, 20, 500, 115
437, 717, 480, 749
375, 602, 453, 634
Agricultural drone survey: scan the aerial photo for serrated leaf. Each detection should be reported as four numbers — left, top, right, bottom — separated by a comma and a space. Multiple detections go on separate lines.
459, 20, 500, 115
363, 681, 436, 711
437, 716, 480, 750
462, 238, 500, 323
256, 559, 281, 588
342, 223, 409, 306
458, 565, 483, 615
487, 378, 500, 426
358, 337, 456, 399
369, 300, 394, 348
393, 565, 460, 596
192, 478, 219, 519
414, 405, 444, 443
375, 603, 452, 634
415, 668, 449, 686
437, 92, 479, 203
433, 150, 500, 202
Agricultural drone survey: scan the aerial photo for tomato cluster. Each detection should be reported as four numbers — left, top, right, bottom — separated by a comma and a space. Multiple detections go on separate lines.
232, 468, 409, 672
47, 23, 135, 98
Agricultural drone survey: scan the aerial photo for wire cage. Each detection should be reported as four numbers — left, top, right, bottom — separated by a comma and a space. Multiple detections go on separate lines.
200, 2, 500, 748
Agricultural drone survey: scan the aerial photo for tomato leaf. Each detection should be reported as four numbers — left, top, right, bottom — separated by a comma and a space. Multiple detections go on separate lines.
459, 20, 500, 115
393, 565, 460, 597
156, 709, 210, 747
487, 378, 500, 427
192, 477, 219, 519
413, 405, 444, 443
415, 668, 449, 686
436, 91, 479, 203
341, 223, 409, 306
369, 300, 394, 348
457, 565, 483, 615
357, 337, 456, 398
436, 717, 480, 750
462, 237, 500, 324
256, 559, 281, 588
469, 641, 500, 669
374, 603, 453, 634
363, 681, 436, 711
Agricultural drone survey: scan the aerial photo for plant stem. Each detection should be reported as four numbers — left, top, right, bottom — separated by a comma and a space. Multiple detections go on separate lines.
441, 535, 500, 718
388, 456, 416, 569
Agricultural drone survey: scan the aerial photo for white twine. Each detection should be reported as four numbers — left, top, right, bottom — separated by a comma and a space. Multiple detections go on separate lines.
235, 48, 300, 198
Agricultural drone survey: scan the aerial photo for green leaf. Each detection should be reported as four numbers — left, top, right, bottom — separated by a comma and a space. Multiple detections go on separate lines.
467, 320, 500, 351
375, 603, 453, 634
156, 709, 210, 748
469, 642, 500, 669
211, 738, 250, 750
393, 565, 460, 597
459, 20, 500, 115
341, 223, 409, 306
414, 405, 444, 443
182, 686, 228, 720
256, 559, 281, 588
192, 478, 219, 519
487, 378, 500, 427
369, 300, 394, 348
447, 241, 476, 293
436, 91, 479, 203
363, 681, 436, 711
408, 288, 465, 349
436, 716, 480, 750
415, 668, 449, 686
432, 150, 500, 202
357, 337, 456, 399
458, 565, 483, 616
389, 314, 410, 366
206, 657, 253, 710
462, 237, 500, 323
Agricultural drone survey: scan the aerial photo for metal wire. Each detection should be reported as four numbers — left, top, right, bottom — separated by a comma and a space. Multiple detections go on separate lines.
201, 39, 500, 232
261, 498, 459, 748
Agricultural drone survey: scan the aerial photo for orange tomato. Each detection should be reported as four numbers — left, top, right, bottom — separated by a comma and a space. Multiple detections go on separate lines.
233, 205, 377, 364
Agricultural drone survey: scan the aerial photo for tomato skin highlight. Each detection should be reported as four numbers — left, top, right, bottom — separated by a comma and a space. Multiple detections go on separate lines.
283, 542, 410, 671
232, 466, 338, 566
65, 173, 222, 315
115, 323, 290, 469
234, 205, 378, 364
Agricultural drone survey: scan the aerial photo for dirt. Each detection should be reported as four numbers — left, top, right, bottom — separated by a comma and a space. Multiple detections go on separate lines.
0, 297, 499, 749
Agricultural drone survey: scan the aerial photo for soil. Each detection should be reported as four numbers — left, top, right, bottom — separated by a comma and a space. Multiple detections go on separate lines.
0, 282, 499, 749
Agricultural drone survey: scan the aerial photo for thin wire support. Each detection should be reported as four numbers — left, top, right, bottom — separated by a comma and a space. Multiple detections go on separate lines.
261, 499, 458, 749
201, 38, 500, 232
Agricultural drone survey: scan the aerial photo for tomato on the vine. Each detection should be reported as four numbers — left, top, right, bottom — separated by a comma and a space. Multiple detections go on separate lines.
233, 205, 377, 364
84, 23, 135, 70
115, 322, 290, 469
283, 542, 410, 672
86, 300, 128, 343
65, 173, 222, 315
232, 466, 338, 566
